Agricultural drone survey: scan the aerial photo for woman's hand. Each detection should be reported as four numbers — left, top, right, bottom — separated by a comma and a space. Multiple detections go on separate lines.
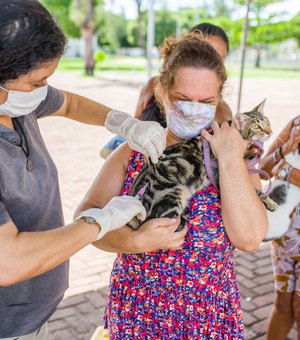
201, 121, 248, 160
271, 158, 288, 179
132, 217, 187, 253
282, 124, 300, 155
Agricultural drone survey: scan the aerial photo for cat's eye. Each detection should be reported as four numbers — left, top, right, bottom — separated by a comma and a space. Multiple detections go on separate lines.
252, 123, 260, 129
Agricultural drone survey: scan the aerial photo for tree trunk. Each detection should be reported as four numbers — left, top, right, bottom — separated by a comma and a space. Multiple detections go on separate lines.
82, 27, 95, 76
83, 0, 95, 76
137, 16, 144, 48
135, 0, 144, 48
255, 45, 261, 68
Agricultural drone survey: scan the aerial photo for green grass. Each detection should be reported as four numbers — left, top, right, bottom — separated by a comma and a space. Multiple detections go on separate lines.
58, 56, 151, 72
226, 62, 300, 78
58, 56, 300, 79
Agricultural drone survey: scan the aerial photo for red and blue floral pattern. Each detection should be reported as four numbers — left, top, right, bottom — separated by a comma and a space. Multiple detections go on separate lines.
104, 151, 244, 339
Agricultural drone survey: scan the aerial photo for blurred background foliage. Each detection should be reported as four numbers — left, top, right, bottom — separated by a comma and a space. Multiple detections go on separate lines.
40, 0, 300, 76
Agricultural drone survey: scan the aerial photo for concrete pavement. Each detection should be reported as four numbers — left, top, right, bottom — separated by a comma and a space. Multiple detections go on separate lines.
42, 71, 300, 339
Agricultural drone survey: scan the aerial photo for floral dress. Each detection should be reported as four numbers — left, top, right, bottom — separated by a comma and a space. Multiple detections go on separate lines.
104, 151, 244, 339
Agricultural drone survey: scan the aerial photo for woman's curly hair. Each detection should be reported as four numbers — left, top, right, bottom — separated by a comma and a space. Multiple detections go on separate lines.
0, 0, 67, 85
155, 32, 227, 109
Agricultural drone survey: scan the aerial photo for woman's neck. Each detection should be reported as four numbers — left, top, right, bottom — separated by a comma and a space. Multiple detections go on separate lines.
166, 128, 185, 147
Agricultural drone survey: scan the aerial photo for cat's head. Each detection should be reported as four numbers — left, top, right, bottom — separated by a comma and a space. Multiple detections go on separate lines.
233, 99, 272, 141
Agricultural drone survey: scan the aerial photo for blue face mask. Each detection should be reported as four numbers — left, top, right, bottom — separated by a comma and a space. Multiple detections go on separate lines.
166, 101, 216, 139
0, 85, 48, 117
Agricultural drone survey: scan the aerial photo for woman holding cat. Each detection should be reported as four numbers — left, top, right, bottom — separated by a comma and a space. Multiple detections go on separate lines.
100, 22, 232, 159
260, 116, 300, 340
76, 32, 268, 339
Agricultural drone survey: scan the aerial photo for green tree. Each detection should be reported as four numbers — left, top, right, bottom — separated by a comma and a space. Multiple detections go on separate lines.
234, 0, 284, 67
212, 0, 233, 18
97, 12, 130, 51
179, 7, 210, 33
41, 0, 80, 37
69, 0, 104, 75
154, 9, 177, 46
133, 0, 145, 48
291, 12, 300, 47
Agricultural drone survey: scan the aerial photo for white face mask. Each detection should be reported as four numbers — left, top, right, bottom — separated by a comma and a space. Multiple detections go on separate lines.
166, 100, 216, 139
0, 85, 48, 117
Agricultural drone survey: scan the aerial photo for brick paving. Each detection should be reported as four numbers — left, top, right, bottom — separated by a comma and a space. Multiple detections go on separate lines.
42, 71, 300, 339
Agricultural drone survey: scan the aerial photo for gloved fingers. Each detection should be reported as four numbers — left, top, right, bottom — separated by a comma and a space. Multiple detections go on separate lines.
108, 195, 146, 220
151, 130, 166, 157
105, 110, 131, 134
125, 196, 147, 220
136, 206, 147, 221
143, 141, 159, 164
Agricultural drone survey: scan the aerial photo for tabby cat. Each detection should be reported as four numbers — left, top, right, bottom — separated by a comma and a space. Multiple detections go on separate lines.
128, 100, 277, 231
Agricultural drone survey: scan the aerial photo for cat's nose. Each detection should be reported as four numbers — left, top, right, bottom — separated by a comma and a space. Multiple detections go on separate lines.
263, 127, 272, 135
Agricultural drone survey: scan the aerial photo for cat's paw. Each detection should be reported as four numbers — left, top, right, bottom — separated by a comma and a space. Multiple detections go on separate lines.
256, 188, 278, 211
127, 217, 141, 230
262, 197, 278, 212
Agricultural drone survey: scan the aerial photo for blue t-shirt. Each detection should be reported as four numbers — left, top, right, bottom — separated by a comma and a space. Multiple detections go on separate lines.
0, 86, 69, 337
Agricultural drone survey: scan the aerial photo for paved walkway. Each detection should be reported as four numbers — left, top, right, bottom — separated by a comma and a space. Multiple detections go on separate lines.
42, 71, 300, 339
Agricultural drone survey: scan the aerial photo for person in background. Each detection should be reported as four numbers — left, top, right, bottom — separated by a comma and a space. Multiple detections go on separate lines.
260, 116, 300, 340
0, 1, 170, 339
77, 32, 268, 339
100, 22, 232, 159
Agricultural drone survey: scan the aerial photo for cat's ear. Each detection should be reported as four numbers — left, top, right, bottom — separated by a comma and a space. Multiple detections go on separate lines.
253, 98, 266, 114
233, 112, 248, 131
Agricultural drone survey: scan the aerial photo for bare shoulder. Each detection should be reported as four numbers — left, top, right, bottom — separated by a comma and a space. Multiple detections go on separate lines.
106, 141, 133, 172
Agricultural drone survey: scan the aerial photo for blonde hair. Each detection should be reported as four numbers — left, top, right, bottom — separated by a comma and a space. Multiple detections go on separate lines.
155, 31, 227, 109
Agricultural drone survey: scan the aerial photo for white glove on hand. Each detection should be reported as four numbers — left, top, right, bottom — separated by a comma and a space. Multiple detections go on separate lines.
76, 196, 146, 240
105, 110, 166, 164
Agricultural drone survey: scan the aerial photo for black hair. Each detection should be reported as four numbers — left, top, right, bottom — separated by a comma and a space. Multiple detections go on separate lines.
0, 0, 67, 85
191, 23, 229, 53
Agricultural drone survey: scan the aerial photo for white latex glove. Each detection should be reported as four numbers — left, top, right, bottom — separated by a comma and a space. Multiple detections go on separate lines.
105, 110, 166, 164
76, 196, 146, 240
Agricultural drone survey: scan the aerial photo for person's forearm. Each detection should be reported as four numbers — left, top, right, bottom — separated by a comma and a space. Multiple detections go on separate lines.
259, 151, 278, 176
219, 158, 268, 251
64, 91, 112, 126
0, 219, 99, 286
92, 226, 138, 254
289, 167, 300, 187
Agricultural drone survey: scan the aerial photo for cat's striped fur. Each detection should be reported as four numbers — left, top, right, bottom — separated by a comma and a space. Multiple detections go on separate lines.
128, 100, 275, 231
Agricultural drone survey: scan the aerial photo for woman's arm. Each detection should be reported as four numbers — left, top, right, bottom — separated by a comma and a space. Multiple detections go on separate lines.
0, 218, 101, 286
260, 119, 296, 176
75, 143, 186, 253
202, 122, 268, 252
52, 90, 166, 164
270, 158, 300, 187
52, 91, 111, 126
134, 76, 158, 119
